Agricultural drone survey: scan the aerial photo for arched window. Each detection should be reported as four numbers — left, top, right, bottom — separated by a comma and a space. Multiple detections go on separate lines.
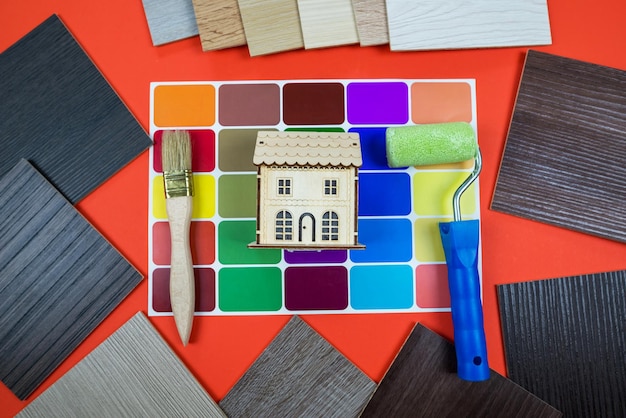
322, 211, 339, 241
275, 211, 293, 240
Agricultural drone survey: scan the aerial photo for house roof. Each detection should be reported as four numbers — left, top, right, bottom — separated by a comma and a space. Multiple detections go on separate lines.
253, 131, 362, 167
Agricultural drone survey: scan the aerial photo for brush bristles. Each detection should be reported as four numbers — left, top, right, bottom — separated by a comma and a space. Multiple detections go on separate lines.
162, 130, 192, 173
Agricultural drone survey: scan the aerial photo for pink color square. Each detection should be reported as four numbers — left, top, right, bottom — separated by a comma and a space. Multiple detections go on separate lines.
153, 129, 216, 172
152, 221, 215, 265
152, 267, 216, 312
415, 264, 451, 308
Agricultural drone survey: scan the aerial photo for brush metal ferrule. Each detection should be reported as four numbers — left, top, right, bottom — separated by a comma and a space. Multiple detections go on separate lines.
163, 169, 194, 198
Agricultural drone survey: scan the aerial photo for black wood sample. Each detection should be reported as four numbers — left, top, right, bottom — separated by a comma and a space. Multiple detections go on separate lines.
491, 50, 626, 243
0, 14, 152, 204
0, 160, 143, 400
497, 271, 626, 418
219, 316, 376, 418
359, 323, 562, 418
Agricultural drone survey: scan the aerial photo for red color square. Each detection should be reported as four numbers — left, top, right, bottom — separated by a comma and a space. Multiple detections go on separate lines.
415, 264, 451, 308
152, 221, 215, 265
153, 129, 215, 173
153, 267, 216, 312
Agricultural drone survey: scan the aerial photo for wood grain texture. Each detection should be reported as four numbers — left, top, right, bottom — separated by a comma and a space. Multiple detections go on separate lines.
491, 50, 626, 243
297, 0, 359, 49
17, 313, 226, 418
351, 0, 388, 46
360, 323, 562, 418
238, 0, 303, 56
141, 0, 199, 45
219, 316, 376, 417
0, 15, 152, 204
386, 0, 551, 51
192, 0, 246, 51
497, 271, 626, 418
0, 160, 143, 400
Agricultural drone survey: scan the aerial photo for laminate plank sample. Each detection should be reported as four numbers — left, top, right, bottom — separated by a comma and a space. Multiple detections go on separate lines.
192, 0, 247, 51
0, 14, 152, 204
17, 313, 226, 418
142, 0, 199, 46
386, 0, 551, 51
238, 0, 303, 56
351, 0, 388, 46
0, 160, 143, 400
491, 50, 626, 243
498, 271, 626, 418
219, 316, 376, 417
360, 323, 562, 418
297, 0, 359, 49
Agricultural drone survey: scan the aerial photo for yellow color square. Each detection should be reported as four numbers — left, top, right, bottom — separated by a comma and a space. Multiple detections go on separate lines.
413, 171, 477, 217
414, 217, 450, 262
154, 84, 216, 127
153, 174, 215, 219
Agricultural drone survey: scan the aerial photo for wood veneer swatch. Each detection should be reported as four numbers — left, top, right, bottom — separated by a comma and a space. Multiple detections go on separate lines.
497, 271, 626, 418
17, 313, 226, 417
219, 316, 376, 417
142, 0, 199, 45
0, 160, 143, 400
0, 14, 152, 204
297, 0, 360, 49
351, 0, 388, 46
360, 323, 562, 417
192, 0, 247, 51
386, 0, 551, 51
491, 50, 626, 243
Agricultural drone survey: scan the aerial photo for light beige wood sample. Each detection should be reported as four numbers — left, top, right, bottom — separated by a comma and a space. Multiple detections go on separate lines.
351, 0, 388, 46
237, 0, 303, 56
297, 0, 360, 49
192, 0, 246, 51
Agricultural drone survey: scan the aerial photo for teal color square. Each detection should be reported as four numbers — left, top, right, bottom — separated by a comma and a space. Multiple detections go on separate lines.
350, 265, 414, 309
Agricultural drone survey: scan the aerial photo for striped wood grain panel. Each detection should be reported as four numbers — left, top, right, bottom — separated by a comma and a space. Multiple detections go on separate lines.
0, 15, 152, 204
219, 316, 376, 417
351, 0, 388, 46
498, 271, 626, 418
192, 0, 247, 51
0, 160, 142, 400
18, 313, 226, 418
491, 50, 626, 243
297, 0, 360, 49
141, 0, 199, 45
360, 323, 562, 417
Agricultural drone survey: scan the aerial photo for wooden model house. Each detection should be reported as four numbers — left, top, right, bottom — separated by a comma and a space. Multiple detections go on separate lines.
249, 131, 364, 249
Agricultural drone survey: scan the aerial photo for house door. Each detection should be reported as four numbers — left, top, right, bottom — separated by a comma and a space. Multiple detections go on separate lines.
298, 213, 316, 244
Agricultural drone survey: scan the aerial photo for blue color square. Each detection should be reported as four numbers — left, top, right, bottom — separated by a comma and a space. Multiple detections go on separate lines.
359, 172, 411, 216
349, 127, 403, 170
350, 265, 414, 309
350, 218, 413, 262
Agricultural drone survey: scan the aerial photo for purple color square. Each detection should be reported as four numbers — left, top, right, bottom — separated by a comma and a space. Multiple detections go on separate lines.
284, 249, 347, 264
347, 82, 409, 124
285, 266, 349, 311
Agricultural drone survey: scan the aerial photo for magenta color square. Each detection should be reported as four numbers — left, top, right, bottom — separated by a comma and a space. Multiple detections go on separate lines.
346, 82, 409, 124
285, 266, 348, 310
153, 129, 216, 173
152, 267, 216, 312
284, 250, 347, 264
218, 84, 281, 126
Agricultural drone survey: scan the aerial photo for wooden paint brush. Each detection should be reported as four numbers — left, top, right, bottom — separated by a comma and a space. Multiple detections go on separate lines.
161, 130, 194, 345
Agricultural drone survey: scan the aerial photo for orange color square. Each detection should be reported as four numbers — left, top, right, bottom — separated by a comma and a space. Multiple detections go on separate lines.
154, 84, 216, 127
415, 264, 450, 308
152, 220, 216, 265
411, 82, 472, 123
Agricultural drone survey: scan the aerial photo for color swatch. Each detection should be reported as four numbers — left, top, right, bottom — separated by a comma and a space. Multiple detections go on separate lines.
148, 79, 480, 316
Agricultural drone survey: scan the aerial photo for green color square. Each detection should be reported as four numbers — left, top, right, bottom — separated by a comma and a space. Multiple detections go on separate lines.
219, 174, 257, 218
218, 220, 281, 264
218, 267, 283, 311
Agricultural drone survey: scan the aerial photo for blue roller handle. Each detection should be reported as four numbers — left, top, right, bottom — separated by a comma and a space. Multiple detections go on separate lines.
439, 219, 490, 381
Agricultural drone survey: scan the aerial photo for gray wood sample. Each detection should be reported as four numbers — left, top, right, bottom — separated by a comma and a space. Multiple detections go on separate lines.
142, 0, 199, 46
0, 14, 152, 204
498, 271, 626, 418
0, 160, 143, 400
360, 323, 562, 418
219, 316, 376, 417
491, 50, 626, 243
17, 312, 226, 418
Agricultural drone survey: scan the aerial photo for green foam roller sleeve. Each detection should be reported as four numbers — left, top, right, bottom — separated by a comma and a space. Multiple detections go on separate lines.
386, 122, 477, 167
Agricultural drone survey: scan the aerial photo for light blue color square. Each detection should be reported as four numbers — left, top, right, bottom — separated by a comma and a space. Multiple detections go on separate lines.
350, 265, 414, 309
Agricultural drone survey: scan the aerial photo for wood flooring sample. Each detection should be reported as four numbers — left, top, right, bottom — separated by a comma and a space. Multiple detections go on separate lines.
0, 15, 152, 204
491, 50, 626, 243
351, 0, 388, 46
386, 0, 552, 50
238, 0, 303, 56
219, 316, 376, 417
360, 323, 562, 417
192, 0, 246, 50
18, 313, 226, 418
0, 160, 143, 400
142, 0, 199, 45
297, 0, 360, 49
498, 271, 626, 418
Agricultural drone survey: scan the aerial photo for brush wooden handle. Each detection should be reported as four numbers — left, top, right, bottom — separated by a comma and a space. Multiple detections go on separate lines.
166, 195, 194, 345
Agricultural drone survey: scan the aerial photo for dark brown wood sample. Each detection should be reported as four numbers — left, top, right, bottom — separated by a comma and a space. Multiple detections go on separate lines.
491, 50, 626, 243
0, 14, 152, 204
359, 323, 562, 418
497, 271, 626, 418
219, 316, 376, 418
0, 160, 143, 400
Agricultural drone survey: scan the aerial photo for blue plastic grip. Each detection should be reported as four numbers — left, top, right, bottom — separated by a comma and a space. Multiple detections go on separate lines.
439, 219, 490, 381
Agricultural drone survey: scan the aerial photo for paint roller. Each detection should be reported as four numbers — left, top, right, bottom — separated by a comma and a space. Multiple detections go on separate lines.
386, 121, 489, 382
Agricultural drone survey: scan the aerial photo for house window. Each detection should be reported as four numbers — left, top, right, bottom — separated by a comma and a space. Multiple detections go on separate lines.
322, 211, 339, 241
275, 211, 293, 241
277, 178, 292, 196
324, 179, 338, 196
